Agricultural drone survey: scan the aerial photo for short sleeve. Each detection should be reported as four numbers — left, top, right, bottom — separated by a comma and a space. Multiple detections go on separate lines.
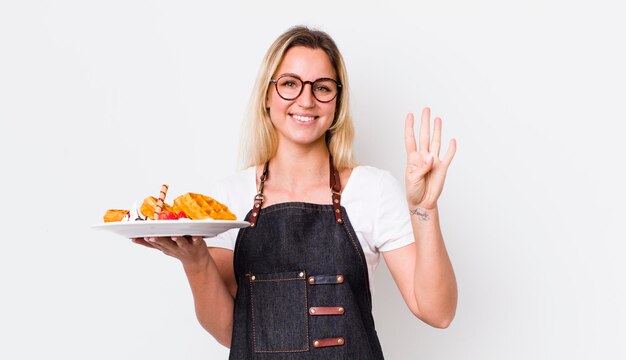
202, 167, 256, 251
204, 181, 237, 250
206, 228, 238, 250
372, 171, 414, 252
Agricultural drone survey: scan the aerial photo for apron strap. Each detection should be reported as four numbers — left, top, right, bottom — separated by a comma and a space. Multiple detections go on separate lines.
329, 155, 344, 224
249, 161, 269, 228
248, 155, 343, 227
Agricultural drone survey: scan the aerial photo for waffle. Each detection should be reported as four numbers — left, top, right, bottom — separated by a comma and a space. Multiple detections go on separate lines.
140, 196, 176, 219
103, 209, 130, 222
173, 192, 236, 220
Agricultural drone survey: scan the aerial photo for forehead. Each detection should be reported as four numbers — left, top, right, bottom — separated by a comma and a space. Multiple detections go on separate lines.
275, 46, 336, 79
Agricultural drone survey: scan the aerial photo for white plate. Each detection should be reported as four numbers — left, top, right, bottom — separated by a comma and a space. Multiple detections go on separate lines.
92, 219, 250, 238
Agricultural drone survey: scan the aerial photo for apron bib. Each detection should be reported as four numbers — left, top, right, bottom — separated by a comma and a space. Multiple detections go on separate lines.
229, 158, 384, 359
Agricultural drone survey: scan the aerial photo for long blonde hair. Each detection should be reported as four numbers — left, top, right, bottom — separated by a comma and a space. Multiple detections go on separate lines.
240, 25, 357, 171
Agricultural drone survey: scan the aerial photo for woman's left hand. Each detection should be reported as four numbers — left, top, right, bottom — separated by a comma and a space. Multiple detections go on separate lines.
404, 107, 457, 210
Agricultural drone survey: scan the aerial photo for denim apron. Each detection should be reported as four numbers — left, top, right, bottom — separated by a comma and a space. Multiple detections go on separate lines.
229, 158, 385, 359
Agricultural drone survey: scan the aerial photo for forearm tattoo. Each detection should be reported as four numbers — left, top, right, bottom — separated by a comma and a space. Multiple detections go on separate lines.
409, 208, 430, 221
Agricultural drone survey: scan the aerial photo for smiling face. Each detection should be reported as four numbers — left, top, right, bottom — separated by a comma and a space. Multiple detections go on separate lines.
266, 46, 338, 151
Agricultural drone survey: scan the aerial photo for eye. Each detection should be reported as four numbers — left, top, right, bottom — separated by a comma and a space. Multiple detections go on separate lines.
314, 85, 332, 93
313, 80, 336, 94
278, 77, 301, 89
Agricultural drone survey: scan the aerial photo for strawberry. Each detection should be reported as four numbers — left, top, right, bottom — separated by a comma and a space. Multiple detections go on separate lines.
177, 211, 188, 219
158, 211, 178, 220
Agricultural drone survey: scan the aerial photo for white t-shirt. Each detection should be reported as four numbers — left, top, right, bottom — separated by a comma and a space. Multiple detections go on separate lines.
206, 165, 414, 291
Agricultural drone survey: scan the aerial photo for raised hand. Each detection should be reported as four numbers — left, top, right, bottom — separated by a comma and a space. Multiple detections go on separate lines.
404, 107, 456, 210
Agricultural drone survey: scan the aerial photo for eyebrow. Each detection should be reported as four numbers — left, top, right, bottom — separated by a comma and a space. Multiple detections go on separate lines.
275, 73, 338, 82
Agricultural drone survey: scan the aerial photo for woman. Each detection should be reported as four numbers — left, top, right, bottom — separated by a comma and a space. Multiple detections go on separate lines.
134, 25, 457, 359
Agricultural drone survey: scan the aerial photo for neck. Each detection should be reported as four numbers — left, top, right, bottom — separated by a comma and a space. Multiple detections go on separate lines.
267, 140, 330, 190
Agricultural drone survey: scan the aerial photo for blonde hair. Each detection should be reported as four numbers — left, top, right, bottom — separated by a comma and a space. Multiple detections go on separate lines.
240, 25, 357, 171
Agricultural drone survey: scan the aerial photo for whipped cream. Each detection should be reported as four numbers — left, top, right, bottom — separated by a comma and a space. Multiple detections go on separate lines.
120, 201, 151, 222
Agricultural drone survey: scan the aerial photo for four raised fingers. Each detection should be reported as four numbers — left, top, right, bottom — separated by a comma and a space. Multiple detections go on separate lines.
406, 107, 454, 163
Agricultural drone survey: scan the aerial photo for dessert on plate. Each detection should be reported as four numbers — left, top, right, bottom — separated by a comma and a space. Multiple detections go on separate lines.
102, 185, 236, 223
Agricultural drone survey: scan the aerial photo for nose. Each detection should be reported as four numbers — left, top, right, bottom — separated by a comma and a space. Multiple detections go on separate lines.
296, 82, 316, 108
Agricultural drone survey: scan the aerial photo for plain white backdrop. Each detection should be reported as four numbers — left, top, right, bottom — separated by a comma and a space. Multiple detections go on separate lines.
1, 1, 625, 359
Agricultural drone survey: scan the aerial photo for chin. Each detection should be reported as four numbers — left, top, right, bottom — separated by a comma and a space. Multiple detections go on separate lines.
283, 133, 327, 147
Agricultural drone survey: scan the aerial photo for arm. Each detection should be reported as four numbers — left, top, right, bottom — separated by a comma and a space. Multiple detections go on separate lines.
384, 107, 458, 328
132, 237, 236, 347
383, 208, 457, 328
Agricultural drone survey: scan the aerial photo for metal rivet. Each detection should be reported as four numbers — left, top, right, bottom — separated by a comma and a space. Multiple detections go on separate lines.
334, 198, 339, 203
252, 212, 257, 217
309, 308, 316, 314
299, 271, 304, 278
313, 340, 320, 348
308, 276, 315, 284
337, 218, 343, 224
255, 204, 260, 208
251, 275, 256, 281
250, 223, 255, 227
337, 338, 344, 345
338, 307, 344, 314
337, 275, 344, 283
335, 209, 340, 213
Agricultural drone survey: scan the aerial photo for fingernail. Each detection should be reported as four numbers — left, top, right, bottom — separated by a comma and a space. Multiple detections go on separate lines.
145, 237, 155, 243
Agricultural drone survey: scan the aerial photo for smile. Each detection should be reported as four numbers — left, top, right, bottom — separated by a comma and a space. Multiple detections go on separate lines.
291, 114, 318, 123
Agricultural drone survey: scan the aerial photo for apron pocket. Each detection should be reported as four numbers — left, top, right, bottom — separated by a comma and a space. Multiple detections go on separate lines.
249, 270, 309, 353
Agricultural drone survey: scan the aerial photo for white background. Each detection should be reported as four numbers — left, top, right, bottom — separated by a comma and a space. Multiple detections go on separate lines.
1, 1, 625, 359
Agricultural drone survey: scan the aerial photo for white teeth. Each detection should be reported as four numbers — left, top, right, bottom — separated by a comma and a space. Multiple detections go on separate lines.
292, 114, 316, 122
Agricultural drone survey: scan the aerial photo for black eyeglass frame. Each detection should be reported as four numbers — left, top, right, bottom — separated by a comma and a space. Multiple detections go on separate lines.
269, 74, 342, 103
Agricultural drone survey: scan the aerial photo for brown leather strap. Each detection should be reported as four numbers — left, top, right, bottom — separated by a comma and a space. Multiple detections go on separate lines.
312, 337, 345, 348
309, 306, 345, 316
249, 162, 269, 228
329, 156, 343, 224
308, 274, 344, 285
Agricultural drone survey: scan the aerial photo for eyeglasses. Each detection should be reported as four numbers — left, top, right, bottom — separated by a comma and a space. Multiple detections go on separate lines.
270, 74, 342, 103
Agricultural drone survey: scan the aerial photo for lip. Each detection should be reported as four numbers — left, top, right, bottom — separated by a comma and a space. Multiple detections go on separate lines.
290, 113, 319, 124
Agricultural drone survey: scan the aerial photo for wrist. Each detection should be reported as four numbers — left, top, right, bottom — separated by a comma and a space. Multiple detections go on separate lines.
408, 205, 438, 221
182, 256, 212, 276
